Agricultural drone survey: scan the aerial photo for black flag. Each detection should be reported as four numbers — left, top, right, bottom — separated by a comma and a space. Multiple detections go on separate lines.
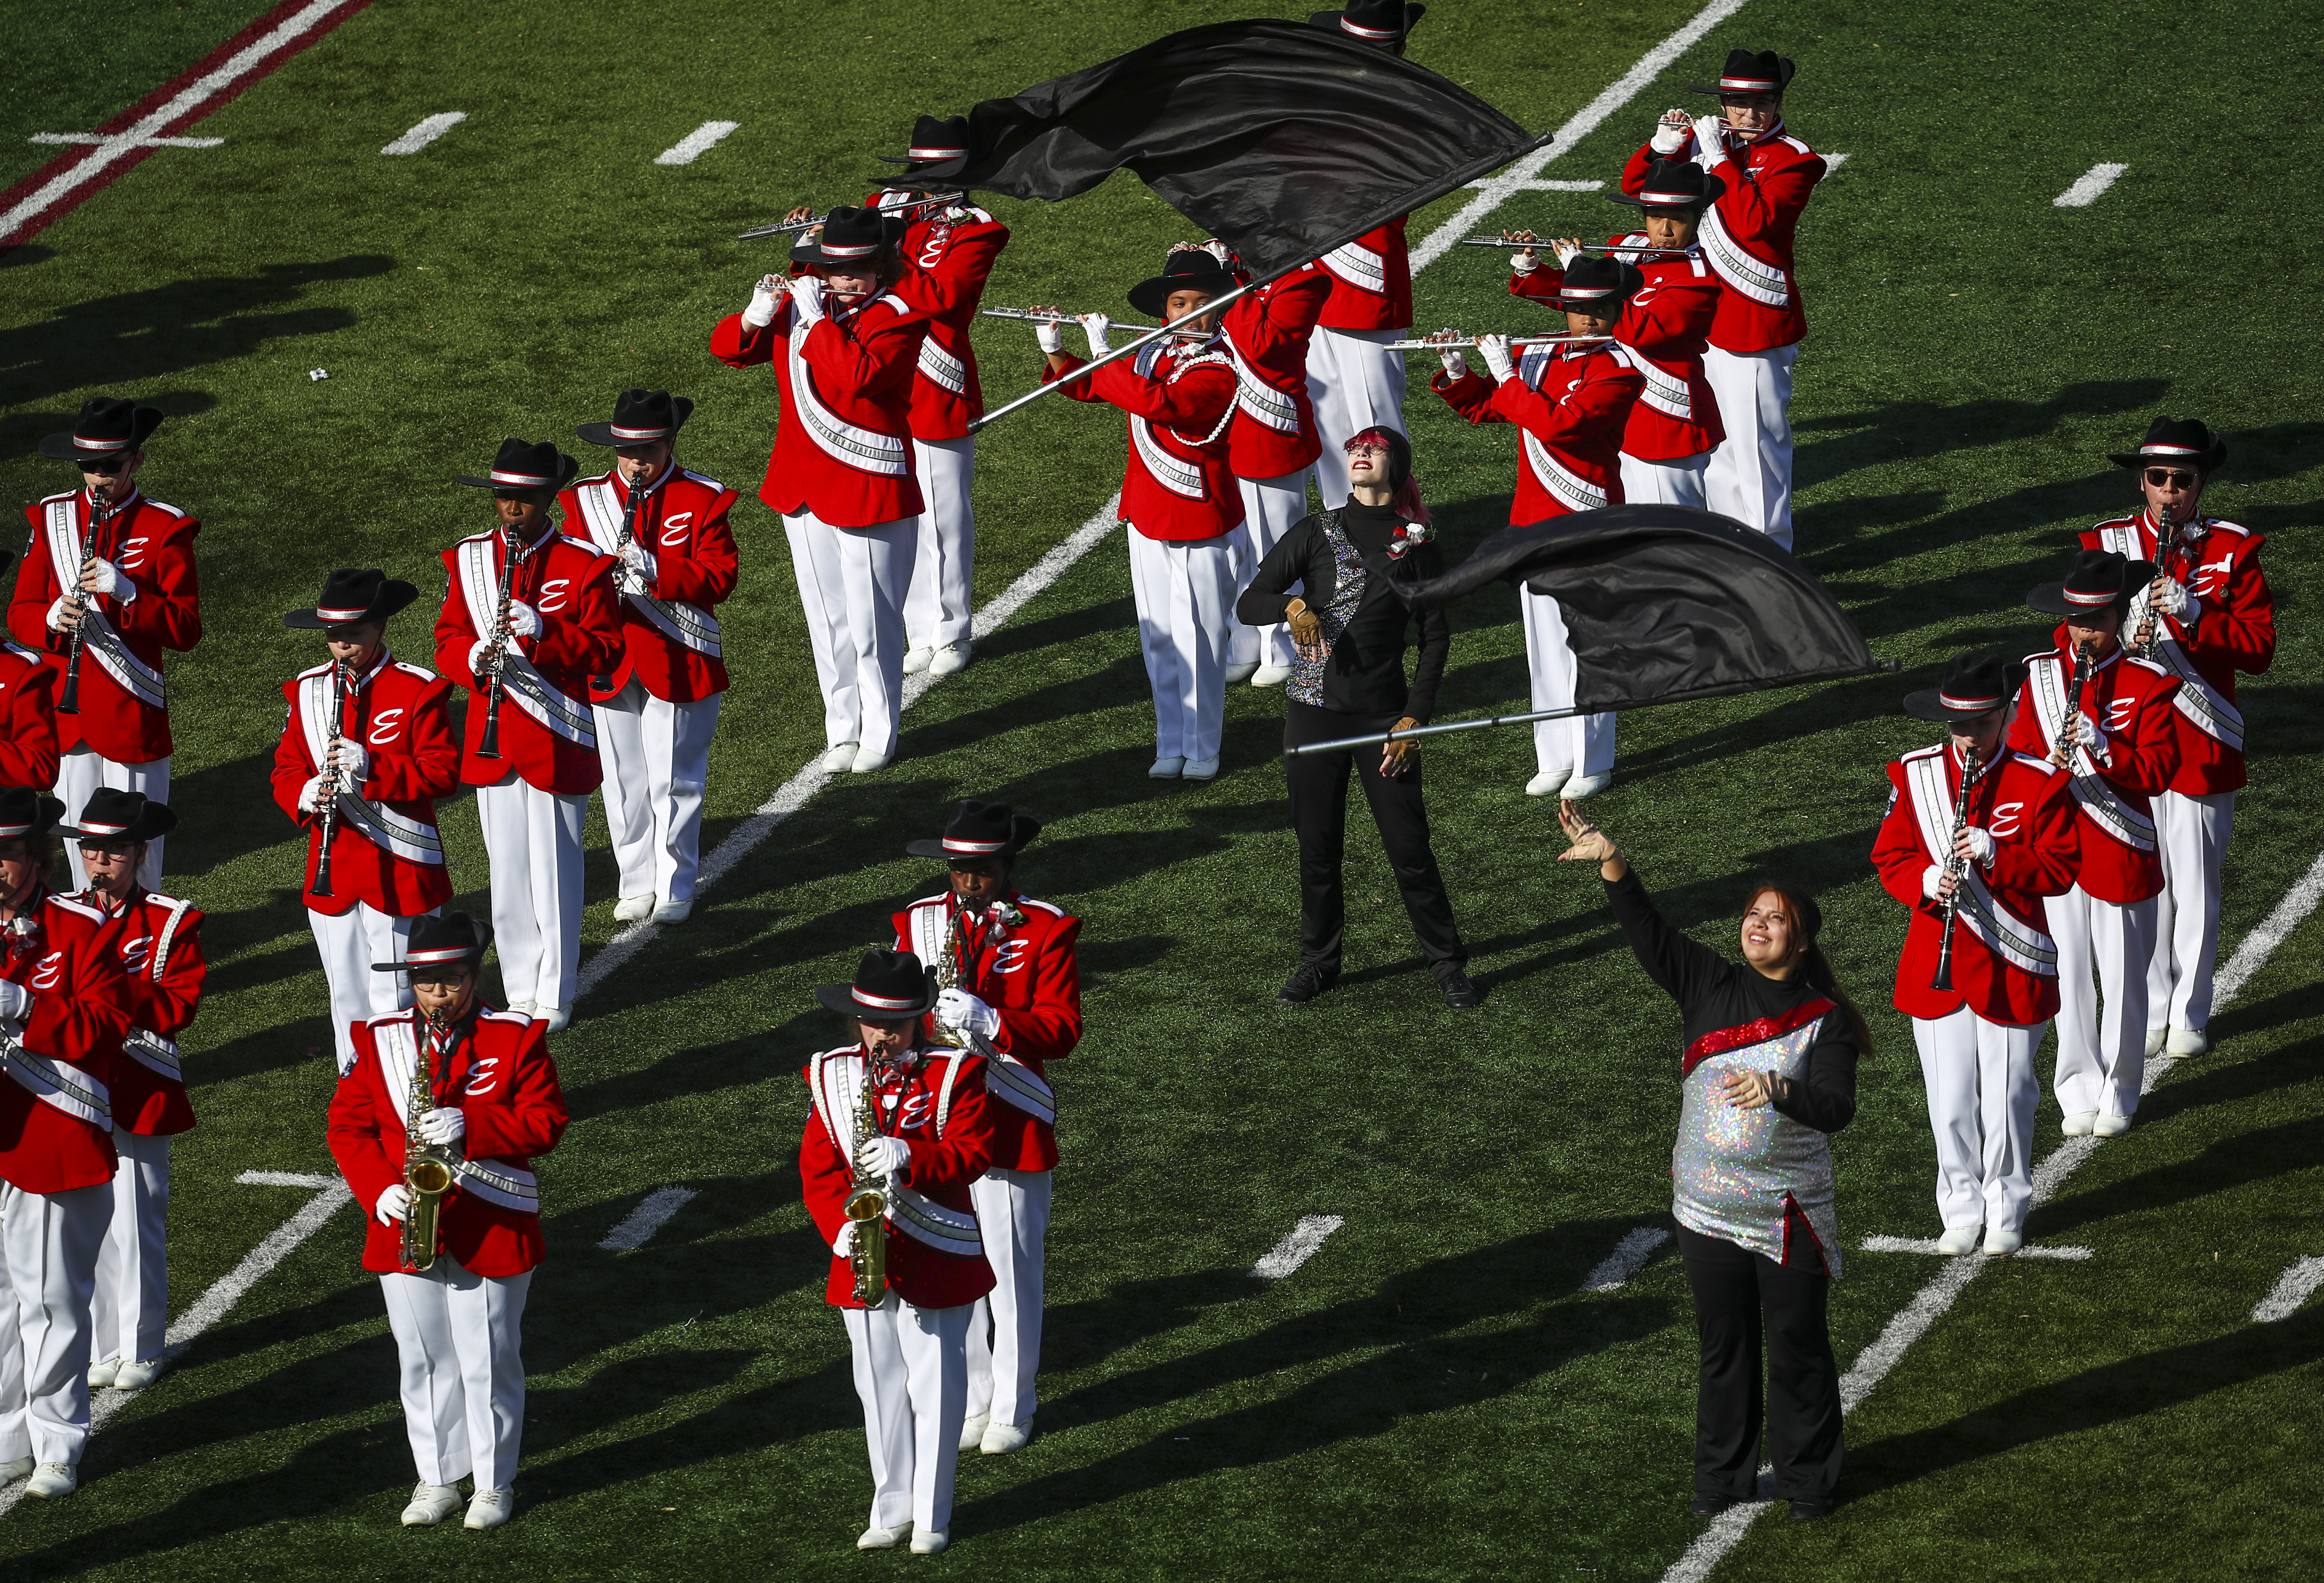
921, 20, 1536, 278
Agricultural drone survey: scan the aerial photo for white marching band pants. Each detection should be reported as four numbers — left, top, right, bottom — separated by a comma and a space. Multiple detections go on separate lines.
1306, 326, 1408, 508
309, 903, 421, 1075
1231, 471, 1312, 673
784, 510, 916, 758
92, 1128, 170, 1365
474, 774, 586, 1013
843, 1293, 973, 1535
2046, 884, 2157, 1118
56, 746, 169, 891
905, 437, 976, 653
1127, 526, 1250, 765
1911, 1009, 2043, 1235
592, 679, 721, 905
0, 1179, 107, 1467
2147, 788, 2234, 1035
1618, 450, 1713, 510
1701, 343, 1799, 550
1521, 592, 1615, 783
965, 1168, 1052, 1430
379, 1258, 531, 1491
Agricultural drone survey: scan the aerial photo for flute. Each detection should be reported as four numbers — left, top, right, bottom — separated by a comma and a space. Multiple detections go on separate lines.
981, 306, 1161, 329
1457, 238, 1697, 256
1383, 334, 1614, 350
736, 189, 967, 241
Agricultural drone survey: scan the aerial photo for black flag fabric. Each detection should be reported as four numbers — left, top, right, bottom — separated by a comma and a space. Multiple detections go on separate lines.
1401, 505, 1885, 711
918, 20, 1536, 279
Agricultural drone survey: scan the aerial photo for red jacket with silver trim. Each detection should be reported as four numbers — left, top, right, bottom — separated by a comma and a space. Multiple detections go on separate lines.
710, 293, 930, 528
892, 891, 1083, 1173
881, 204, 1010, 439
10, 491, 203, 763
1222, 265, 1334, 480
434, 530, 622, 796
83, 887, 204, 1136
270, 652, 460, 917
2006, 640, 2182, 905
0, 889, 130, 1194
1873, 745, 2079, 1026
800, 1044, 997, 1310
2079, 512, 2276, 795
328, 1006, 568, 1277
0, 642, 59, 789
1316, 218, 1412, 331
557, 466, 739, 704
1512, 240, 1725, 461
1048, 339, 1245, 541
1432, 344, 1643, 523
1624, 129, 1823, 353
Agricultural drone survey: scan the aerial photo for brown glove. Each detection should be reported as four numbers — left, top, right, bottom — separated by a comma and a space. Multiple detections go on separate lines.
1381, 717, 1421, 775
1284, 597, 1322, 652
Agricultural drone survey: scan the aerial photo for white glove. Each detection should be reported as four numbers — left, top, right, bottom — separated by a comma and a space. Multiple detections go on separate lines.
1921, 864, 1946, 901
2064, 712, 2113, 767
619, 540, 659, 589
1510, 249, 1538, 274
2152, 577, 2191, 616
1476, 333, 1516, 383
298, 773, 334, 814
937, 987, 1001, 1040
1651, 109, 1690, 154
1082, 313, 1113, 358
744, 274, 784, 328
374, 1183, 411, 1226
832, 1220, 859, 1259
1036, 318, 1065, 354
1962, 828, 1996, 864
1691, 116, 1729, 168
1438, 346, 1469, 379
1553, 241, 1582, 269
944, 204, 987, 224
83, 559, 130, 600
467, 639, 495, 681
503, 600, 541, 639
856, 1135, 913, 1178
417, 1106, 466, 1147
45, 595, 72, 632
0, 980, 28, 1021
331, 738, 370, 788
790, 274, 827, 324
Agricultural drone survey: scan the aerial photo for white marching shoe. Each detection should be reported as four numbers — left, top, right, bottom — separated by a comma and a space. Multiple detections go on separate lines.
2061, 1111, 2096, 1137
2143, 1026, 2168, 1058
981, 1419, 1031, 1455
541, 1005, 573, 1033
1148, 757, 1185, 779
1223, 661, 1260, 685
1562, 769, 1613, 800
2166, 1026, 2211, 1056
1181, 756, 1221, 782
2092, 1113, 2134, 1138
1251, 664, 1293, 687
1935, 1226, 1982, 1255
652, 897, 694, 925
507, 1001, 536, 1020
112, 1358, 164, 1390
0, 1456, 33, 1482
858, 1521, 913, 1550
911, 1528, 950, 1554
1982, 1228, 2025, 1257
851, 746, 893, 774
401, 1482, 465, 1527
464, 1487, 515, 1530
1524, 767, 1571, 797
87, 1356, 120, 1389
819, 742, 860, 773
928, 642, 973, 676
902, 647, 934, 675
958, 1412, 989, 1453
24, 1463, 77, 1499
613, 894, 656, 923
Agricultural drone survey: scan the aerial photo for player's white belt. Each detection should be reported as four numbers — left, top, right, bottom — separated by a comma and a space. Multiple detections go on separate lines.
1906, 755, 2058, 977
2028, 657, 2156, 852
905, 905, 1058, 1124
122, 1028, 181, 1081
887, 1181, 983, 1257
788, 316, 912, 476
44, 501, 165, 708
1135, 419, 1209, 499
298, 670, 448, 866
1, 1024, 111, 1128
1521, 434, 1609, 514
573, 484, 724, 660
450, 1156, 539, 1214
1615, 342, 1694, 420
2147, 635, 2243, 749
1320, 237, 1387, 295
1227, 342, 1303, 435
1701, 206, 1792, 308
917, 336, 970, 397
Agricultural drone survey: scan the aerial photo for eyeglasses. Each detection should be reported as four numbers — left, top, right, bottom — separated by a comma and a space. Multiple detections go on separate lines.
1346, 443, 1391, 456
2144, 469, 2198, 488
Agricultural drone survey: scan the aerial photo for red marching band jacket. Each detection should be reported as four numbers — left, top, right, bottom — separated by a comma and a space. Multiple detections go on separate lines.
1512, 240, 1725, 461
557, 464, 739, 704
1222, 265, 1335, 482
10, 490, 203, 763
0, 889, 131, 1194
434, 530, 623, 797
1433, 343, 1644, 522
270, 649, 461, 917
328, 1006, 569, 1277
892, 892, 1084, 1173
0, 641, 60, 789
880, 203, 1011, 440
2080, 511, 2276, 795
2006, 639, 2182, 905
1624, 130, 1824, 353
1316, 218, 1413, 331
1047, 338, 1245, 540
1873, 744, 2079, 1026
800, 1044, 997, 1311
710, 293, 930, 528
84, 887, 205, 1136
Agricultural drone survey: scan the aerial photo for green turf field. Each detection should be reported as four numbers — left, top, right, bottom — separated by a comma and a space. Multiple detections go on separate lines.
3, 0, 2320, 1577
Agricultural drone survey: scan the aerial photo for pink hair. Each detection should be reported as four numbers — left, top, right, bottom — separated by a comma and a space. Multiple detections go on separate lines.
1344, 427, 1431, 525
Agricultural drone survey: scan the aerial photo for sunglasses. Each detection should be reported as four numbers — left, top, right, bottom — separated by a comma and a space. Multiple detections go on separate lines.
2144, 469, 2198, 488
80, 456, 130, 476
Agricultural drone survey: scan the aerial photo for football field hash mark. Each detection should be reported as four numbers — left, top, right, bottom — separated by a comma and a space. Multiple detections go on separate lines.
1251, 1216, 1345, 1280
2252, 1257, 2324, 1324
599, 1185, 699, 1251
1582, 1225, 1671, 1292
1859, 1235, 2093, 1260
382, 111, 467, 156
654, 121, 741, 166
2053, 162, 2128, 207
29, 132, 224, 149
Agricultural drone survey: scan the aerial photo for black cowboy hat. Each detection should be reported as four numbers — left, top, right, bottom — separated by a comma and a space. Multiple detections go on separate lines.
283, 567, 419, 631
792, 205, 907, 269
39, 397, 165, 463
1606, 158, 1726, 210
905, 799, 1043, 862
1308, 0, 1426, 45
0, 787, 66, 842
814, 948, 938, 1020
577, 388, 696, 449
1689, 47, 1797, 96
1904, 650, 2027, 725
2028, 548, 2158, 619
1127, 249, 1239, 319
873, 114, 973, 181
455, 437, 580, 493
57, 787, 177, 846
374, 910, 493, 973
1548, 255, 1644, 312
2108, 415, 2228, 473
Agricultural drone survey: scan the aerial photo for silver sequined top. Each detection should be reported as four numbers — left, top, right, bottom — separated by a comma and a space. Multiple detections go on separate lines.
1672, 1014, 1843, 1275
1287, 512, 1368, 707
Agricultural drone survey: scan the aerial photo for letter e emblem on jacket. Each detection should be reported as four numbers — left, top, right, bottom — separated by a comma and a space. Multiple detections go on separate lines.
121, 536, 151, 570
1990, 800, 2025, 839
897, 1091, 932, 1131
539, 578, 572, 613
464, 1055, 501, 1096
31, 950, 64, 990
659, 512, 693, 546
2107, 697, 2136, 731
993, 939, 1029, 975
368, 707, 406, 747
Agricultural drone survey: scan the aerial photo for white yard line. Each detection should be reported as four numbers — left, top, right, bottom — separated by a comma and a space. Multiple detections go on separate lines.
2053, 163, 2128, 208
1583, 1225, 1672, 1292
29, 133, 223, 149
381, 111, 466, 156
2252, 1256, 2324, 1324
1463, 177, 1605, 192
1821, 151, 1849, 173
2213, 850, 2324, 1005
653, 121, 740, 166
1250, 1216, 1345, 1280
598, 1185, 699, 1251
1859, 1235, 2092, 1261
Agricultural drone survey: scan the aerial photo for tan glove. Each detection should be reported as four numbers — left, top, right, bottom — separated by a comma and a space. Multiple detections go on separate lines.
1284, 597, 1322, 653
1381, 717, 1421, 776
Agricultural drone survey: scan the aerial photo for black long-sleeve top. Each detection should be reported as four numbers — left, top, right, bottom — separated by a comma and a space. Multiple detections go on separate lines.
1605, 867, 1858, 1134
1234, 502, 1452, 722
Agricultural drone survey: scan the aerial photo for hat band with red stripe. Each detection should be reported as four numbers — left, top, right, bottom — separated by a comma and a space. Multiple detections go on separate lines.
1562, 287, 1620, 301
819, 241, 881, 258
852, 988, 921, 1011
318, 606, 369, 622
1719, 75, 1778, 89
406, 945, 477, 964
1937, 690, 2004, 712
1340, 16, 1402, 37
1639, 188, 1700, 203
2139, 443, 2201, 455
73, 435, 133, 453
2064, 585, 2117, 606
76, 819, 130, 836
943, 836, 1010, 854
609, 423, 672, 440
0, 821, 31, 837
490, 468, 554, 487
907, 144, 967, 160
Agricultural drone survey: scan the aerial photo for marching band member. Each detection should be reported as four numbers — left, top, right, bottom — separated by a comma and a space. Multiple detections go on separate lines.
2080, 417, 2276, 1059
1872, 655, 2077, 1255
327, 911, 568, 1531
1236, 428, 1477, 1010
712, 206, 930, 775
562, 391, 740, 926
274, 570, 461, 1074
1034, 249, 1247, 781
10, 399, 204, 891
801, 950, 995, 1555
0, 552, 61, 792
63, 792, 204, 1393
2006, 551, 2182, 1138
1627, 48, 1825, 547
892, 802, 1082, 1458
434, 440, 623, 1033
1430, 260, 1644, 799
0, 785, 132, 1500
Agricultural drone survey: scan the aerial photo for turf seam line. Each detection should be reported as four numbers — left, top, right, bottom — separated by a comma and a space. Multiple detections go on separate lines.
1582, 1225, 1672, 1291
2053, 163, 2128, 208
1250, 1215, 1345, 1279
381, 111, 467, 156
2252, 1256, 2324, 1324
598, 1185, 700, 1251
654, 121, 742, 167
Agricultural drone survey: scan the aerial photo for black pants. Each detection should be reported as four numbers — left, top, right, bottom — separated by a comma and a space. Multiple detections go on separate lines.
1283, 702, 1464, 973
1673, 1221, 1845, 1502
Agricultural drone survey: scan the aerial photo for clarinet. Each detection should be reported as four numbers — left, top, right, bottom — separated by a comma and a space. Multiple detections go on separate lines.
2053, 639, 2095, 769
1930, 744, 1987, 992
56, 488, 125, 717
2130, 503, 2173, 659
591, 467, 652, 694
474, 528, 520, 761
313, 654, 350, 899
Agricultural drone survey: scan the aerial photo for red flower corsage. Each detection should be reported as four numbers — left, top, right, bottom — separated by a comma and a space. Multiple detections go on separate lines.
1385, 521, 1435, 560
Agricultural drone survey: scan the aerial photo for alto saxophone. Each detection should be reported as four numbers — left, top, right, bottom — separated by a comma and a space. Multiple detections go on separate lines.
843, 1055, 889, 1306
401, 1010, 458, 1272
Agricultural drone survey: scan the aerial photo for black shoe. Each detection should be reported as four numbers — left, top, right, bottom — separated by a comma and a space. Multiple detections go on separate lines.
1434, 966, 1480, 1010
1789, 1498, 1833, 1522
1692, 1493, 1735, 1517
1276, 964, 1338, 1005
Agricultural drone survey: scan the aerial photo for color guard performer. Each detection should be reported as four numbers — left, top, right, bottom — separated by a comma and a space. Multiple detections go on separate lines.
892, 802, 1082, 1457
434, 441, 623, 1032
712, 206, 931, 774
11, 399, 203, 891
2006, 551, 2181, 1137
326, 912, 568, 1531
1627, 49, 1826, 547
2080, 417, 2276, 1058
561, 391, 739, 926
0, 785, 132, 1500
1872, 654, 2077, 1255
801, 950, 995, 1555
0, 552, 61, 792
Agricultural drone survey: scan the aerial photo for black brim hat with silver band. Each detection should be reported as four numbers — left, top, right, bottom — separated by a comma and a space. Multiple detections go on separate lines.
577, 388, 696, 449
1307, 0, 1425, 45
1689, 47, 1797, 96
815, 948, 938, 1019
374, 910, 493, 973
1126, 249, 1240, 318
1605, 157, 1725, 210
56, 786, 177, 845
1547, 254, 1644, 312
1903, 650, 2026, 725
905, 799, 1042, 862
0, 787, 66, 842
284, 567, 420, 630
2028, 548, 2159, 619
39, 396, 165, 463
872, 113, 973, 181
455, 436, 581, 493
2107, 414, 2228, 473
792, 205, 907, 269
